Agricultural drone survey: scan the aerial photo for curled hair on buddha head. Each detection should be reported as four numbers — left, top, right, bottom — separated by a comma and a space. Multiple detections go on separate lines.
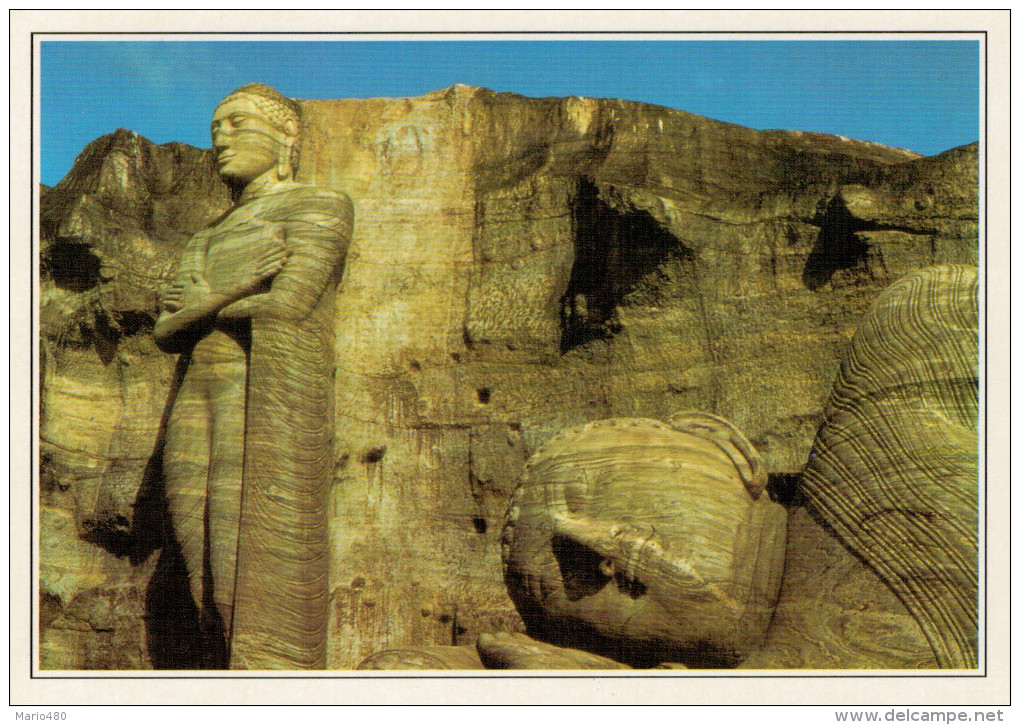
218, 83, 302, 172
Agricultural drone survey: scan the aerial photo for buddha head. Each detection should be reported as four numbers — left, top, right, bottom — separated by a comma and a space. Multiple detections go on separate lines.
501, 414, 788, 668
211, 83, 300, 188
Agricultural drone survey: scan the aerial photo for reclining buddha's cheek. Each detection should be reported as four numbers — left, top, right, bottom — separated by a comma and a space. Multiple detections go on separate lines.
502, 415, 787, 668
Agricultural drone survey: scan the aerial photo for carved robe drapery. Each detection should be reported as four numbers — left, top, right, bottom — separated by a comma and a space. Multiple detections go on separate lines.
800, 265, 979, 669
163, 184, 352, 669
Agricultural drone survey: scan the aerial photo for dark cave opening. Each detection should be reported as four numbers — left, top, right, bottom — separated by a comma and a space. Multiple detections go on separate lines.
42, 241, 103, 292
802, 195, 876, 291
560, 177, 693, 353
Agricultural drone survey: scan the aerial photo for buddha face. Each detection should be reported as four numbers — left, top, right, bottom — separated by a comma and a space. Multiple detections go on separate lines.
211, 95, 294, 184
502, 417, 788, 668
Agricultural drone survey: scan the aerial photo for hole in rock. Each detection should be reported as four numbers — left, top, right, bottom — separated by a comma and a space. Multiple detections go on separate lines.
42, 241, 102, 292
360, 446, 386, 464
476, 387, 491, 404
767, 472, 805, 507
472, 517, 488, 534
560, 177, 693, 353
802, 195, 874, 290
145, 541, 225, 669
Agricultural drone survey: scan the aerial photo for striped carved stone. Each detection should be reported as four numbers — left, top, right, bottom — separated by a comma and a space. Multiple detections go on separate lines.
502, 414, 787, 668
801, 264, 979, 669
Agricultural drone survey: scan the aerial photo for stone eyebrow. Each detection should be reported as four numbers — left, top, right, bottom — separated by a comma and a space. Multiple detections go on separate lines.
210, 112, 253, 130
228, 112, 249, 121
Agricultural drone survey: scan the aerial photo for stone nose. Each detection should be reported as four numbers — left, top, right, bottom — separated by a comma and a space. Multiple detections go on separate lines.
212, 126, 234, 149
213, 137, 233, 158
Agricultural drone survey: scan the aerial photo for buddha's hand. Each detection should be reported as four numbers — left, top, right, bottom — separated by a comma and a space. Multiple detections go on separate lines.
232, 230, 290, 299
476, 632, 630, 670
160, 283, 184, 313
161, 272, 214, 311
251, 243, 289, 287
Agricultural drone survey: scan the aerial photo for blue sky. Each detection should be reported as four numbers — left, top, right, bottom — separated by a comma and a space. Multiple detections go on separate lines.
40, 40, 980, 187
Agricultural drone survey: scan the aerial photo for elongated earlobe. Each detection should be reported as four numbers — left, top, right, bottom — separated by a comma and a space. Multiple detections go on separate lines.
277, 136, 296, 180
277, 145, 290, 180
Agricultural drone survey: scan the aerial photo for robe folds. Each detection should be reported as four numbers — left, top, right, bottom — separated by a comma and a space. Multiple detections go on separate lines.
163, 184, 352, 669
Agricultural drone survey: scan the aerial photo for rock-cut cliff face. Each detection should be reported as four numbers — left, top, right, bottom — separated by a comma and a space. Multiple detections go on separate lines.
38, 85, 978, 669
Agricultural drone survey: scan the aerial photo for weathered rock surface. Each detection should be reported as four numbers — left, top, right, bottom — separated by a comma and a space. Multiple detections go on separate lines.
39, 129, 231, 669
38, 85, 978, 669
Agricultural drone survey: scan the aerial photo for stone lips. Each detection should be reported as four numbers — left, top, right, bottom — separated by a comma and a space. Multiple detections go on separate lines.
502, 416, 787, 667
39, 84, 978, 669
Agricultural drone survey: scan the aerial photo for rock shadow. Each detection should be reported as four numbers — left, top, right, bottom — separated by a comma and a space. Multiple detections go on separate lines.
560, 177, 694, 353
802, 195, 873, 290
77, 354, 225, 669
134, 355, 228, 669
40, 241, 102, 293
551, 534, 610, 601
